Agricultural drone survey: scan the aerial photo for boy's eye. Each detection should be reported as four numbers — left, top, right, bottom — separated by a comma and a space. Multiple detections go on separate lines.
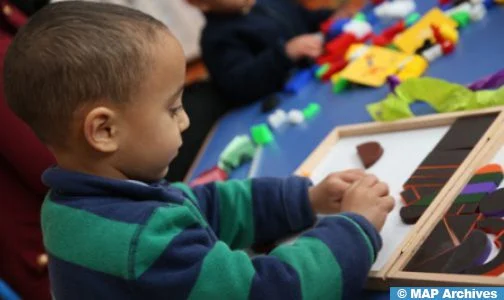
169, 105, 184, 117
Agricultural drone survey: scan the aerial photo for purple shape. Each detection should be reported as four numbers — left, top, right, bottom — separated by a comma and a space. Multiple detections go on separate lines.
468, 69, 504, 91
461, 182, 497, 195
387, 75, 400, 94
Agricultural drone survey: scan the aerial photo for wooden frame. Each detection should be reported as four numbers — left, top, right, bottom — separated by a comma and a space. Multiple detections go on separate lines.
294, 107, 504, 288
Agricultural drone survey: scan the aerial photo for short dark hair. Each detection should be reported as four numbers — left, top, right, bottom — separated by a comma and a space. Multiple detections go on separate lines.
4, 1, 167, 143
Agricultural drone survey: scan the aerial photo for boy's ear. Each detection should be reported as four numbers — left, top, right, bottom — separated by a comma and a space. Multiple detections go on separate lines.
83, 106, 120, 153
186, 0, 211, 12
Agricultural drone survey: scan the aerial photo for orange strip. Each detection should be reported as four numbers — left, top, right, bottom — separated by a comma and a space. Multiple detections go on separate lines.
404, 184, 444, 188
410, 175, 453, 179
444, 217, 460, 246
476, 163, 503, 175
485, 264, 504, 276
461, 214, 481, 241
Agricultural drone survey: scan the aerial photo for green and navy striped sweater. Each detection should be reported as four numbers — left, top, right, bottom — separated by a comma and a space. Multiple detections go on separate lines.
41, 167, 382, 299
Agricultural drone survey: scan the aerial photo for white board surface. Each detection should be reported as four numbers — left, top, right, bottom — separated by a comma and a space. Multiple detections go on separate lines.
310, 125, 452, 271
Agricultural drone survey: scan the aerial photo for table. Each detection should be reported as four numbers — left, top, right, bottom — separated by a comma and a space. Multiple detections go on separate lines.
188, 1, 504, 298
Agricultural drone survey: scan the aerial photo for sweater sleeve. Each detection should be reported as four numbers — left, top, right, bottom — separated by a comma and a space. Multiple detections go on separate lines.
202, 34, 295, 105
131, 205, 382, 300
171, 177, 316, 250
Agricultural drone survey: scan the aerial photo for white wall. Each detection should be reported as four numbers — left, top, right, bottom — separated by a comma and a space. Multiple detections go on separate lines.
52, 0, 205, 60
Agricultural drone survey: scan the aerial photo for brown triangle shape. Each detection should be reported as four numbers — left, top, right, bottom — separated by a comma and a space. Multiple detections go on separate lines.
357, 141, 383, 169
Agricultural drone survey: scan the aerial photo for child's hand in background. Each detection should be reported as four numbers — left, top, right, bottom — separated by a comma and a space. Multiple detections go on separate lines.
285, 33, 324, 61
341, 175, 395, 231
309, 169, 366, 214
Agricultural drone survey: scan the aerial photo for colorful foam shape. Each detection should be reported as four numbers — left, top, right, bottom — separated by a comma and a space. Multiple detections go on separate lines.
400, 205, 428, 224
464, 233, 504, 276
189, 166, 228, 187
461, 182, 497, 195
441, 230, 492, 274
479, 188, 504, 217
356, 141, 383, 168
477, 217, 504, 235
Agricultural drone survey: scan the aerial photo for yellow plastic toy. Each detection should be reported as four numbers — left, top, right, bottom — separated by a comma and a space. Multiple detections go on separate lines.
393, 8, 458, 54
439, 24, 459, 43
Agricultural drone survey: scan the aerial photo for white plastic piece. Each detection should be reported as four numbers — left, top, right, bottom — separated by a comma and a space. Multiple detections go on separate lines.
267, 109, 287, 129
469, 3, 487, 21
348, 45, 370, 61
374, 0, 416, 19
421, 44, 443, 62
444, 2, 471, 16
288, 109, 304, 125
342, 20, 372, 39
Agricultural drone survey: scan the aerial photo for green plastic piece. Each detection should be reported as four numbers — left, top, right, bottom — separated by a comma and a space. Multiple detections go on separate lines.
332, 78, 349, 94
353, 12, 366, 22
366, 77, 504, 122
315, 63, 330, 79
218, 135, 256, 169
303, 103, 321, 119
250, 124, 274, 145
386, 44, 399, 50
405, 12, 421, 27
451, 11, 470, 28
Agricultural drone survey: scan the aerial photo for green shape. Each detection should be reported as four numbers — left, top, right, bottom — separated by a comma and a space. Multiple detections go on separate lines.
315, 63, 330, 79
412, 195, 436, 207
454, 193, 487, 204
386, 44, 399, 50
469, 173, 504, 185
215, 180, 254, 249
405, 12, 421, 27
250, 123, 274, 145
188, 242, 255, 300
366, 77, 504, 122
271, 237, 342, 300
353, 12, 366, 21
219, 135, 256, 169
332, 78, 349, 94
134, 204, 199, 278
217, 161, 232, 173
451, 11, 470, 28
303, 103, 321, 119
42, 197, 137, 279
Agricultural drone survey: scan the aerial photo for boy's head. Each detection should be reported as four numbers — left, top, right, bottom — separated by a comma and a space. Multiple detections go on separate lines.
5, 1, 190, 182
188, 0, 256, 13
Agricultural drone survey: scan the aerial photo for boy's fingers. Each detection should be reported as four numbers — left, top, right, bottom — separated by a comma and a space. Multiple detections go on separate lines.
373, 182, 389, 197
358, 174, 378, 187
381, 196, 395, 212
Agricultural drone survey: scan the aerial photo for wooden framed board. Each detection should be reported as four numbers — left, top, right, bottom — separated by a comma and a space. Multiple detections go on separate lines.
294, 107, 504, 289
388, 112, 504, 287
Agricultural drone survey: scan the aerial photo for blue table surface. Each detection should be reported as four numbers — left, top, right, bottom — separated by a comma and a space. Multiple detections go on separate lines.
189, 1, 504, 298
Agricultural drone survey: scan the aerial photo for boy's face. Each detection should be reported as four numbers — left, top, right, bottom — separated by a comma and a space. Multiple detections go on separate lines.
111, 31, 189, 182
189, 0, 256, 13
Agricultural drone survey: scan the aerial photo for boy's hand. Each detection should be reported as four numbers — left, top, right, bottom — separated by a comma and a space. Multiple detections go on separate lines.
285, 34, 324, 61
341, 175, 395, 231
308, 169, 366, 214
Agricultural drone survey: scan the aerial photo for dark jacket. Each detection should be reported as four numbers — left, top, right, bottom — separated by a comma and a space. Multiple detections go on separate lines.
201, 0, 332, 104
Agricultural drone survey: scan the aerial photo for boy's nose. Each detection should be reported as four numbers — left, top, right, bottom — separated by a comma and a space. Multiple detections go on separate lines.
179, 110, 190, 132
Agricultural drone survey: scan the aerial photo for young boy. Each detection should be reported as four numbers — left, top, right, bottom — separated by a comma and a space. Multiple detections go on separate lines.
193, 0, 344, 104
4, 2, 394, 299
